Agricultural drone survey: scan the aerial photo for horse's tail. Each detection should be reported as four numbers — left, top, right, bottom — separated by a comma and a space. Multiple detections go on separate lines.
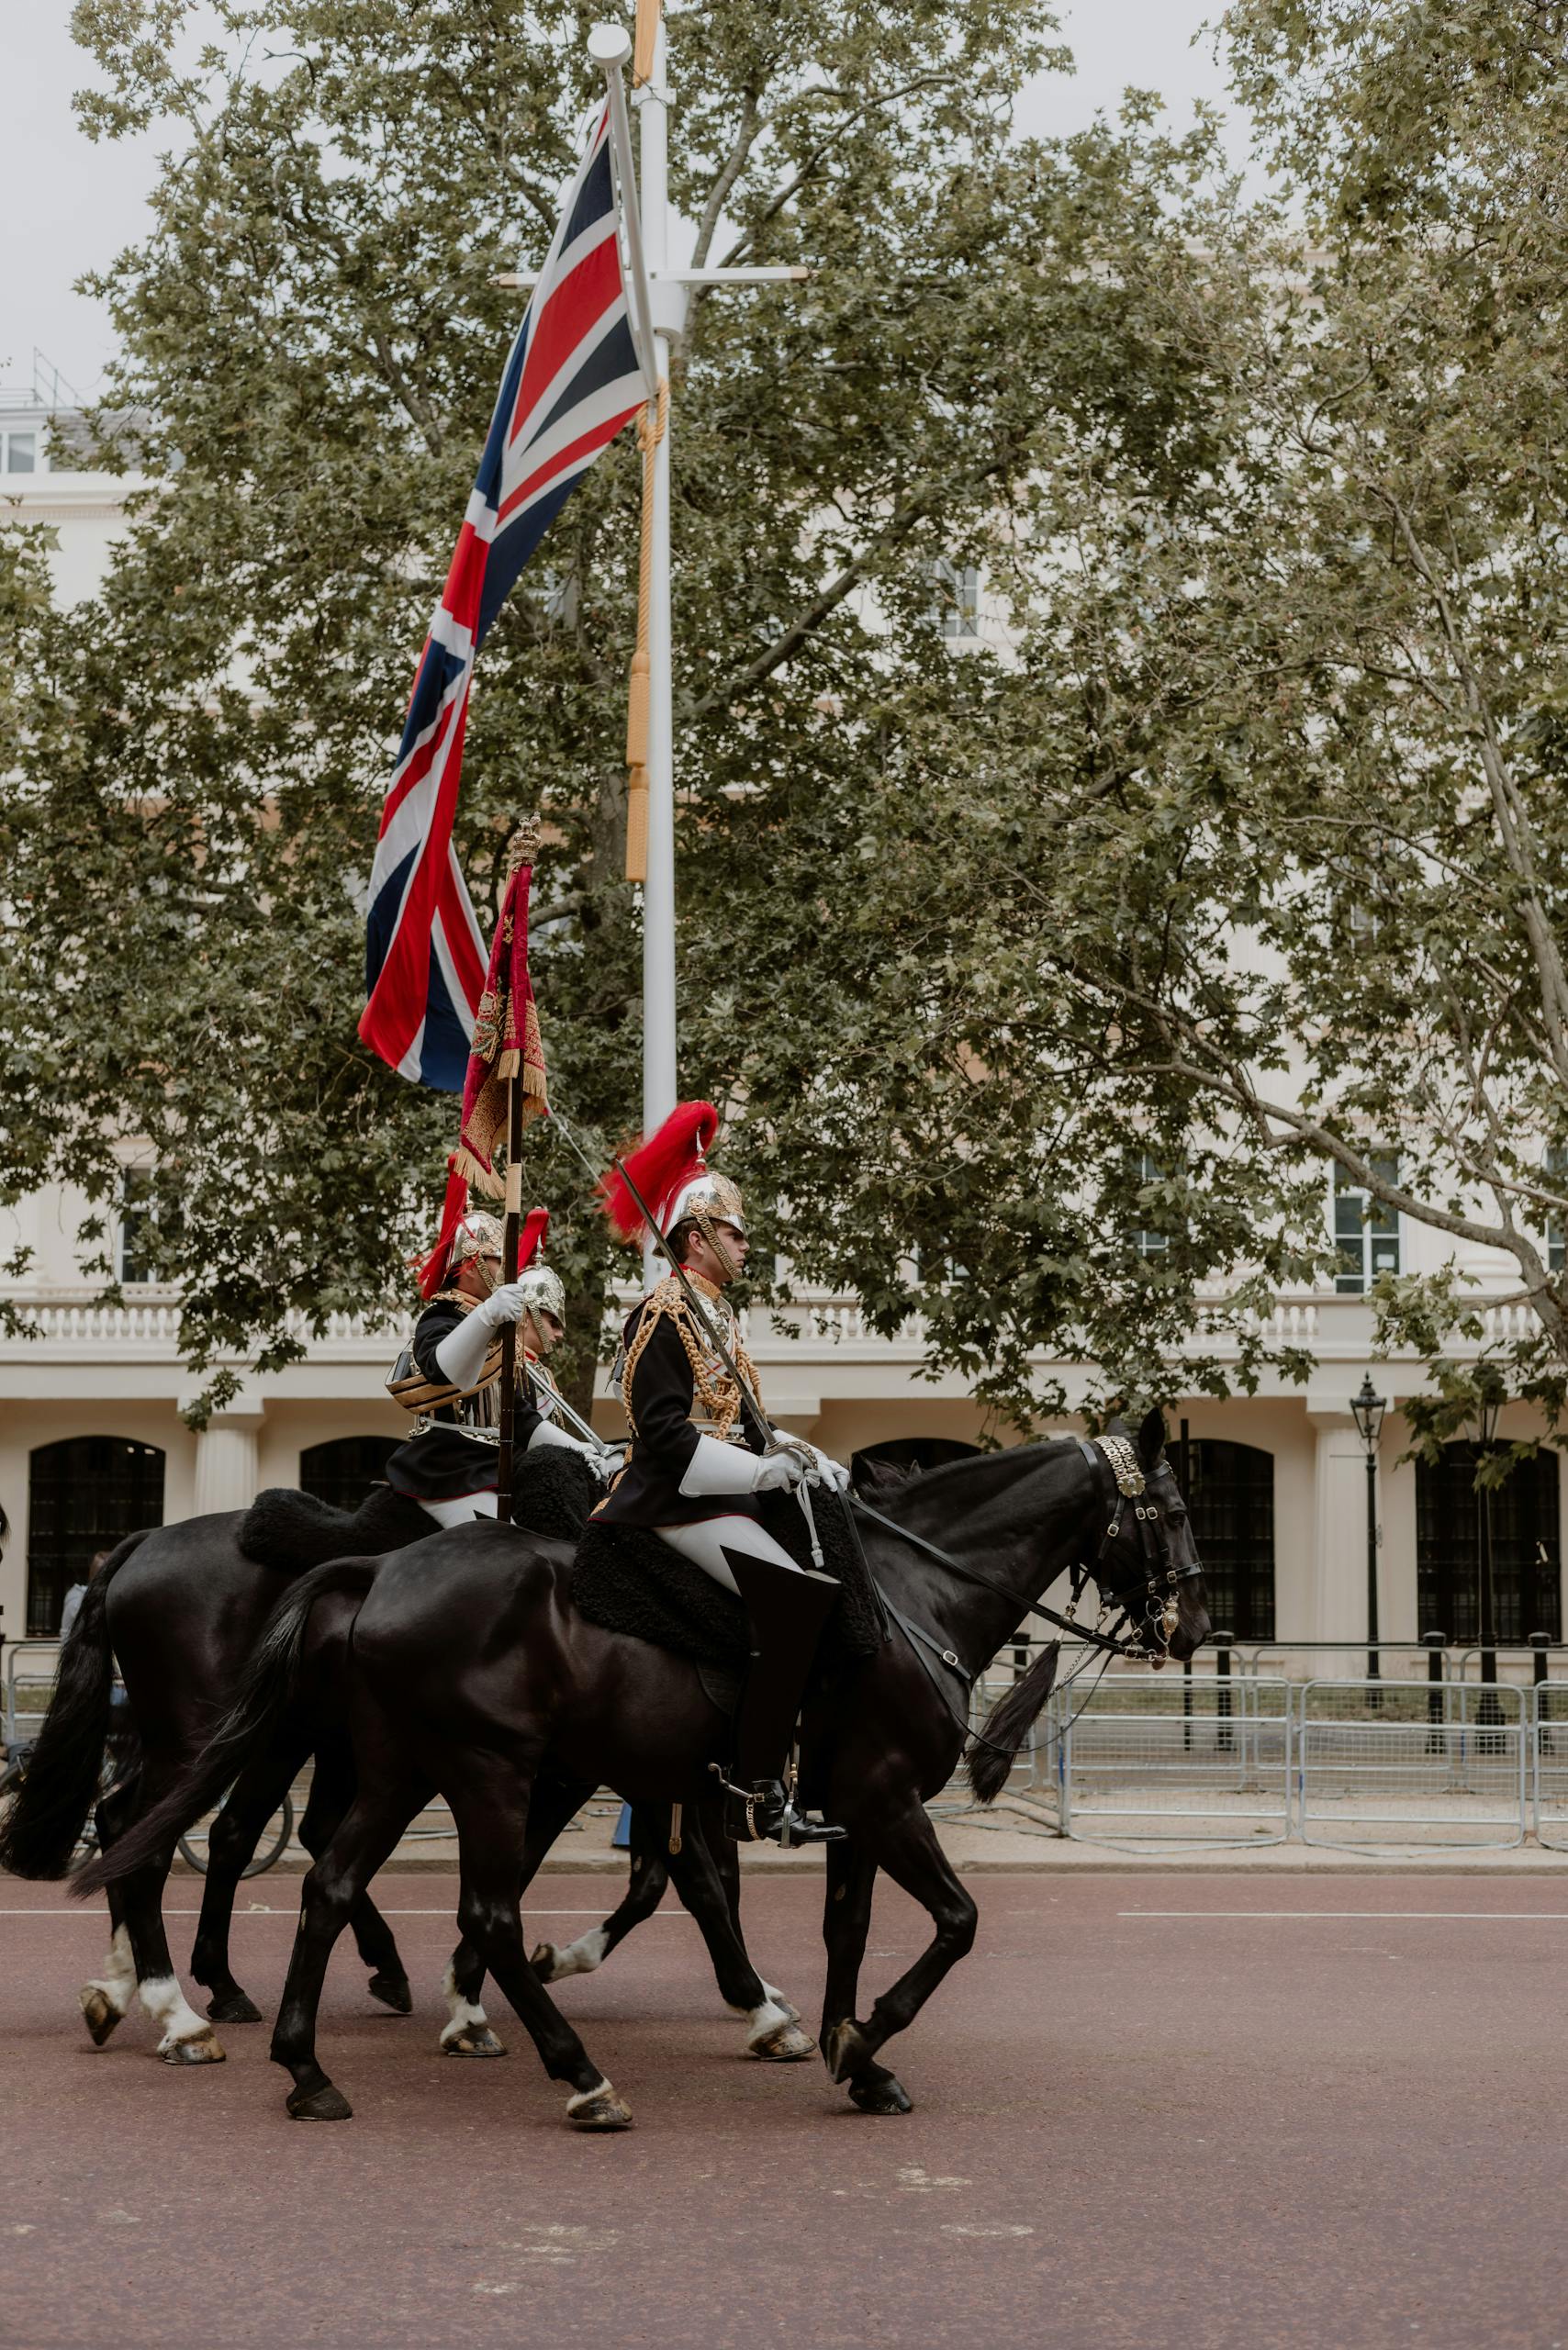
0, 1529, 151, 1879
965, 1640, 1061, 1805
72, 1555, 378, 1897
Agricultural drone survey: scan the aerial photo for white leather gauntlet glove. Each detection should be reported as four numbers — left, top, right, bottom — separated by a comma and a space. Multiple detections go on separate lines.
527, 1419, 614, 1479
679, 1433, 805, 1497
801, 1442, 852, 1494
431, 1283, 530, 1393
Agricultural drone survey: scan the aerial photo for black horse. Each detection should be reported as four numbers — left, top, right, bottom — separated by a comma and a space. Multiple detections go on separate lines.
92, 1414, 1205, 2125
4, 1479, 813, 2067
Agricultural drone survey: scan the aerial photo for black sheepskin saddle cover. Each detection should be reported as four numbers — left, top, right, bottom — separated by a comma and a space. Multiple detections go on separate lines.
568, 1488, 885, 1684
239, 1449, 598, 1573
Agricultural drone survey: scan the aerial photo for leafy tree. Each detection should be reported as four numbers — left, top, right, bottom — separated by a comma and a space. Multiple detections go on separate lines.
5, 0, 1312, 1424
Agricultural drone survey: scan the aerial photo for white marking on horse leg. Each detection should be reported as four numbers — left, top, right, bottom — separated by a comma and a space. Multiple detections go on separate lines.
82, 1924, 137, 2019
439, 1958, 492, 2048
139, 1974, 224, 2062
745, 1994, 817, 2060
545, 1924, 610, 1982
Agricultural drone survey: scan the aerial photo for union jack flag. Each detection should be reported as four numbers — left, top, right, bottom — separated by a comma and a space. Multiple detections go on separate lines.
360, 102, 646, 1087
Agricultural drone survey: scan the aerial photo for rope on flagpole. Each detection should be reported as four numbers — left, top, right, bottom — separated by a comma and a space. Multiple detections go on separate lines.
625, 376, 668, 884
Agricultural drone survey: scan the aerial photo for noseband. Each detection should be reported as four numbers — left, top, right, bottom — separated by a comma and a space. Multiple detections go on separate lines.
1069, 1433, 1201, 1659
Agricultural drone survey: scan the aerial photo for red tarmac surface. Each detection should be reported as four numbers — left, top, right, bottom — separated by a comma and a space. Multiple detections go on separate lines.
3, 1869, 1566, 2349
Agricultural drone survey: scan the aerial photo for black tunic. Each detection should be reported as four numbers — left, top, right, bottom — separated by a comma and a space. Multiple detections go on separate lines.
593, 1293, 767, 1530
383, 1299, 548, 1503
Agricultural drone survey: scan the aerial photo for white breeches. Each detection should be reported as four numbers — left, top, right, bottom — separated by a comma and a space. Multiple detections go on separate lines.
654, 1516, 802, 1596
420, 1493, 498, 1529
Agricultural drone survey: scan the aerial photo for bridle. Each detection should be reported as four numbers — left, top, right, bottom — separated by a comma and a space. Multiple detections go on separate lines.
850, 1433, 1203, 1690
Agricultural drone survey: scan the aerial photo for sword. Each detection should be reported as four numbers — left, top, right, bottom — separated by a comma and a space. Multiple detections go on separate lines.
531, 1364, 618, 1454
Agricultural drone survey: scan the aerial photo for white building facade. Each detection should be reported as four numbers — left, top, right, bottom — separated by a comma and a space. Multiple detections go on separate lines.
3, 386, 1561, 1662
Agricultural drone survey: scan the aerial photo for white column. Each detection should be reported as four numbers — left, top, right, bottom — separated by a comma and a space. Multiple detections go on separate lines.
184, 1396, 266, 1517
1306, 1407, 1368, 1648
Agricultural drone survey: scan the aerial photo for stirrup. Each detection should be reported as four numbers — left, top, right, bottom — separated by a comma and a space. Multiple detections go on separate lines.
708, 1764, 846, 1848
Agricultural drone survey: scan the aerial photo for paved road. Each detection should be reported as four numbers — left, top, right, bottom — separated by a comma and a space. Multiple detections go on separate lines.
3, 1871, 1565, 2349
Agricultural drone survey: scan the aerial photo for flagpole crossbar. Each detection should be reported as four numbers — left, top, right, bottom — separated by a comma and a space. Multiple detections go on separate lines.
493, 266, 811, 288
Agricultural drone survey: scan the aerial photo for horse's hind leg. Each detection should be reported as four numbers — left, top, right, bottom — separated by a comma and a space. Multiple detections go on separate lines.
443, 1770, 588, 2055
297, 1739, 412, 2015
698, 1801, 803, 2028
530, 1798, 669, 1986
271, 1772, 431, 2121
188, 1730, 309, 2024
658, 1808, 813, 2061
444, 1755, 632, 2131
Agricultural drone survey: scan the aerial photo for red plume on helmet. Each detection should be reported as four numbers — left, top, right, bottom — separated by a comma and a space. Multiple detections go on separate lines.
598, 1101, 719, 1243
414, 1157, 471, 1300
517, 1206, 550, 1270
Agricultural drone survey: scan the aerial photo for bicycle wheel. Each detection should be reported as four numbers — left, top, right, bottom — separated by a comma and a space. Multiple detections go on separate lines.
177, 1792, 294, 1878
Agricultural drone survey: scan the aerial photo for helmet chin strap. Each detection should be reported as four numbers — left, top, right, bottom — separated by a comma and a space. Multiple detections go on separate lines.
692, 1211, 740, 1285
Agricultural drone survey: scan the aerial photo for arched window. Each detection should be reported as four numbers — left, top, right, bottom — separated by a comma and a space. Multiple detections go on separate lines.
299, 1436, 399, 1515
1416, 1444, 1561, 1644
1180, 1439, 1275, 1642
28, 1437, 166, 1636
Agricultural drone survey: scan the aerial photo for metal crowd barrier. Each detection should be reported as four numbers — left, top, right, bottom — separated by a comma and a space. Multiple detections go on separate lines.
971, 1649, 1549, 1848
1295, 1679, 1528, 1851
4, 1639, 62, 1751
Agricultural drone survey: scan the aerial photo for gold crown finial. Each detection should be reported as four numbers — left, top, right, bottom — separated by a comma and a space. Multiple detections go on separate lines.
505, 813, 542, 878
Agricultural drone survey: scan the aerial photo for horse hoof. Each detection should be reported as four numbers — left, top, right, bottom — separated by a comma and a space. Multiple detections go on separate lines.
848, 2072, 913, 2117
749, 2020, 817, 2063
529, 1942, 560, 1982
207, 1990, 263, 2025
287, 2082, 353, 2121
79, 1988, 124, 2048
368, 1971, 414, 2015
161, 2030, 225, 2066
442, 2026, 506, 2059
566, 2080, 633, 2132
823, 2019, 871, 2085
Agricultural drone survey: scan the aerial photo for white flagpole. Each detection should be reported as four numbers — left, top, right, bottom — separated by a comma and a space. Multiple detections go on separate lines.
585, 21, 805, 1284
635, 17, 678, 1157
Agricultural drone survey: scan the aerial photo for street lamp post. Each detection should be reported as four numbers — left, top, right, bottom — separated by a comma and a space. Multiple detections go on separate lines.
1476, 1386, 1503, 1727
1350, 1375, 1385, 1701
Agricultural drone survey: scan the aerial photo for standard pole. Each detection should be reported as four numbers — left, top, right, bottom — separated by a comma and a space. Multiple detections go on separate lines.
494, 1072, 524, 1527
637, 17, 678, 1283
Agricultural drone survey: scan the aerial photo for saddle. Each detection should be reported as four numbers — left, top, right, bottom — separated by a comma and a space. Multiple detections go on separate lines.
238, 1448, 599, 1573
567, 1486, 886, 1699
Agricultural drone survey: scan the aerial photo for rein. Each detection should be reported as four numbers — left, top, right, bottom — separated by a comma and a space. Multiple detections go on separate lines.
849, 1433, 1202, 1690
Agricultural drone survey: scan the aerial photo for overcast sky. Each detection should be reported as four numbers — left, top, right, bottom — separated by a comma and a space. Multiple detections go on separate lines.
5, 4, 1239, 399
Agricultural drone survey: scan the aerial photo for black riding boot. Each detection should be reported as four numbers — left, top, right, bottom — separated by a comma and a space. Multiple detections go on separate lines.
717, 1553, 846, 1846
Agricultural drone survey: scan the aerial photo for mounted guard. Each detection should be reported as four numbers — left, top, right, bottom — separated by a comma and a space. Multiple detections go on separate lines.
593, 1102, 851, 1848
385, 1205, 610, 1527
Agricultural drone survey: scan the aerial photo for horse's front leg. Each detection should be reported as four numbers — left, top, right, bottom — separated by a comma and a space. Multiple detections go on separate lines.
824, 1800, 976, 2117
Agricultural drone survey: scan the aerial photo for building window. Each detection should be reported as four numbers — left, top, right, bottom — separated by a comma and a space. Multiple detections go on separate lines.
27, 1437, 166, 1635
1133, 1151, 1172, 1259
1333, 1157, 1400, 1293
931, 559, 980, 640
1544, 1144, 1567, 1275
3, 431, 37, 474
1416, 1443, 1561, 1644
119, 1168, 156, 1285
299, 1436, 399, 1514
1178, 1438, 1275, 1641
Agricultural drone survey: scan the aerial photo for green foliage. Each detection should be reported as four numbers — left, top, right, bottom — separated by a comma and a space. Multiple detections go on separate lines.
8, 0, 1566, 1431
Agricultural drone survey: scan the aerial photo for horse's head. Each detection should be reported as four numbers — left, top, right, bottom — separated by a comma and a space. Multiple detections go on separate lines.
1087, 1409, 1209, 1664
